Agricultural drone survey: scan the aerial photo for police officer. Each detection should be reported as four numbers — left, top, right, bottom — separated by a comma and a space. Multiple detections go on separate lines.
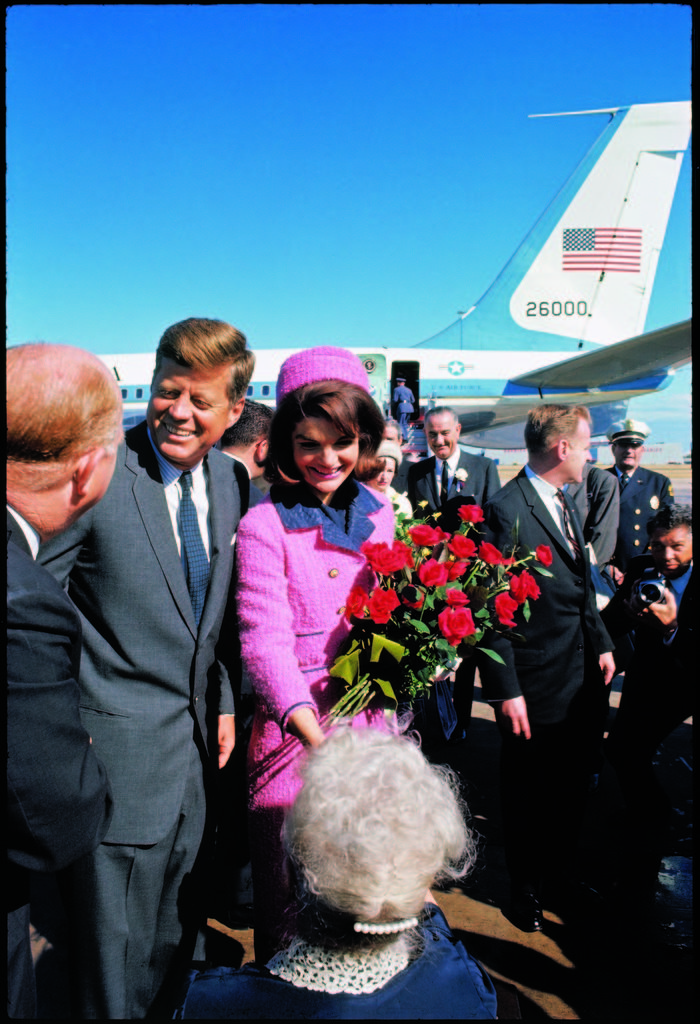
606, 419, 674, 581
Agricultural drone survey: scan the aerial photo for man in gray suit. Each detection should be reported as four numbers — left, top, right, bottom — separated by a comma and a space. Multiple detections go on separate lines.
39, 318, 255, 1018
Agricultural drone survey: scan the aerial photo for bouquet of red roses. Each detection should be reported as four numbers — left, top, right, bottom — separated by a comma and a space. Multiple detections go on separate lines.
328, 502, 553, 720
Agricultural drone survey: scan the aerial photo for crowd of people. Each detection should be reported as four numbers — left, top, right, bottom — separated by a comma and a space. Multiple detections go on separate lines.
7, 322, 692, 1019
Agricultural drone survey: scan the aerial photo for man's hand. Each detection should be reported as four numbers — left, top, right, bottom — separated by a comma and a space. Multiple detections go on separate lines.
218, 714, 236, 768
495, 696, 531, 739
599, 651, 616, 686
624, 588, 678, 635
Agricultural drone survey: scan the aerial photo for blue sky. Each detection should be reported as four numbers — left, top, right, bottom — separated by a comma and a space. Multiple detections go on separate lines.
7, 4, 692, 447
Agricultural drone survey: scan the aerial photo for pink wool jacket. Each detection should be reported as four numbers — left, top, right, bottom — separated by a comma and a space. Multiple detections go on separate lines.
236, 482, 395, 751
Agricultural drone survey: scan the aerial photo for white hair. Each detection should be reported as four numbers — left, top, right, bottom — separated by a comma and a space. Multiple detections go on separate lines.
283, 728, 474, 942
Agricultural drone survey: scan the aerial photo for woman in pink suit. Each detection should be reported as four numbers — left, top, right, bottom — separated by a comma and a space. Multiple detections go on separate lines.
235, 347, 396, 962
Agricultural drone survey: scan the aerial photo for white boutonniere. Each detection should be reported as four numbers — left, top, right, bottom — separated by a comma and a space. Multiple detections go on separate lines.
454, 468, 468, 492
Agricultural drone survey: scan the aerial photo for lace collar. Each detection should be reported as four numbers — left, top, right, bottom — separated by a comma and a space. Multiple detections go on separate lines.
266, 936, 410, 994
271, 480, 383, 553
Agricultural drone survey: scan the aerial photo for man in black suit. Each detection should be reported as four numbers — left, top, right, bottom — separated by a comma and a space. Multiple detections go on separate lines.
605, 418, 674, 579
407, 406, 501, 516
7, 344, 122, 1017
407, 407, 501, 742
602, 504, 693, 904
476, 404, 615, 932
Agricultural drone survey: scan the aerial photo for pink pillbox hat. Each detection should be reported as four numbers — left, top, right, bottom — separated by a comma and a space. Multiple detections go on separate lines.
276, 346, 370, 403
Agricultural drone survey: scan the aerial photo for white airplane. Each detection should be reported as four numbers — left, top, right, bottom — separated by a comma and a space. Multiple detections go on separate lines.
104, 100, 691, 447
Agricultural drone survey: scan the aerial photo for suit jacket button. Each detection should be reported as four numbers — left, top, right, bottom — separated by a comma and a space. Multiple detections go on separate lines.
635, 508, 641, 515
634, 540, 640, 547
634, 524, 640, 531
329, 568, 339, 577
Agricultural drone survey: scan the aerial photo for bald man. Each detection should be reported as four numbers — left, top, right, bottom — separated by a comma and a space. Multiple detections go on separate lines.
7, 344, 123, 1018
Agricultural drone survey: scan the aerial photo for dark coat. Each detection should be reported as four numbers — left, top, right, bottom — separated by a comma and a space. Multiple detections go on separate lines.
38, 421, 249, 845
568, 463, 620, 566
475, 471, 613, 725
605, 465, 674, 570
7, 512, 113, 1018
407, 451, 501, 517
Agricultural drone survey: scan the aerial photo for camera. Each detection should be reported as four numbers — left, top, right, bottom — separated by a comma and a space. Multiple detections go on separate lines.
634, 570, 667, 606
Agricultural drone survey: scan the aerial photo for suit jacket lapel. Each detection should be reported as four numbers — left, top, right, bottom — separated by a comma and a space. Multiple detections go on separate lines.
126, 431, 198, 638
516, 473, 583, 570
197, 453, 240, 639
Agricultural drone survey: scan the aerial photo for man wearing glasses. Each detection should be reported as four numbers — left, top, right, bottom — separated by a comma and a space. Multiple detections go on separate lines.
606, 419, 674, 582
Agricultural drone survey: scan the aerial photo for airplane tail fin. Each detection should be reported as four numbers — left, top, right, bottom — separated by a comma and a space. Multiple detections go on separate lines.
417, 101, 691, 352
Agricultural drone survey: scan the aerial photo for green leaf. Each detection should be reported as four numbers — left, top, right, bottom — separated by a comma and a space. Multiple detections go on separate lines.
531, 564, 554, 577
409, 618, 432, 635
479, 647, 506, 665
522, 600, 532, 622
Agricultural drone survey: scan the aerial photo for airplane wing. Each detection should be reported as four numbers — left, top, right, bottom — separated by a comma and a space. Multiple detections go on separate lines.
510, 319, 691, 391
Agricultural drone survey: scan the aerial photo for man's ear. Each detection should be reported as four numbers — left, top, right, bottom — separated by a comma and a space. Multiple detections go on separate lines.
72, 448, 102, 498
226, 396, 246, 430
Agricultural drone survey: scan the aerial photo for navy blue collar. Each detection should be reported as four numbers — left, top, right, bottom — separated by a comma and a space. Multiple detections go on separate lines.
271, 480, 383, 553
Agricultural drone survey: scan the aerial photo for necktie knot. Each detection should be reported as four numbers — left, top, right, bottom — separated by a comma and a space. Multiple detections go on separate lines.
555, 489, 582, 565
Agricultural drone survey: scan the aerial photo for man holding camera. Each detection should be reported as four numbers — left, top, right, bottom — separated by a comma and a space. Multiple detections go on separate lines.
602, 504, 693, 903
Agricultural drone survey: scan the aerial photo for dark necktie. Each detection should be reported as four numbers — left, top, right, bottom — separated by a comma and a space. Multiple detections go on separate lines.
620, 472, 630, 491
440, 460, 449, 505
179, 471, 209, 625
555, 489, 583, 566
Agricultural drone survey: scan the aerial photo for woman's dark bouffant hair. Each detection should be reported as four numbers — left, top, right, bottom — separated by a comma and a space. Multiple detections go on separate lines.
265, 380, 385, 485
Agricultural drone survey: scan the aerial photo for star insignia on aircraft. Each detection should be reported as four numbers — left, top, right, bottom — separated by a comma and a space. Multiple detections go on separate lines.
447, 361, 465, 376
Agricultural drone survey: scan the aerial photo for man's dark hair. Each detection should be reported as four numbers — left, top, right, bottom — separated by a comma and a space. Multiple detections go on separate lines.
646, 503, 692, 536
221, 400, 273, 449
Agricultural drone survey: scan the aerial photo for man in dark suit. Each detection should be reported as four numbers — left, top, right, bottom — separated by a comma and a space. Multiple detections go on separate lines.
602, 504, 693, 904
605, 418, 674, 579
7, 344, 122, 1018
220, 399, 273, 505
408, 407, 501, 741
392, 376, 415, 443
407, 406, 501, 515
39, 318, 255, 1018
476, 405, 615, 932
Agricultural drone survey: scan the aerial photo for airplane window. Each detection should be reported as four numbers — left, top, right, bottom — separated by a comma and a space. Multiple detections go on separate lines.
262, 385, 270, 397
121, 388, 128, 399
136, 388, 144, 399
247, 386, 254, 397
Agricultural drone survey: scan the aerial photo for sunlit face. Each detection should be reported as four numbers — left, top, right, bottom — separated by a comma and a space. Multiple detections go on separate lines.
292, 417, 360, 504
612, 438, 645, 473
648, 525, 692, 580
561, 418, 592, 484
148, 358, 243, 471
370, 457, 396, 494
383, 423, 401, 445
425, 412, 461, 460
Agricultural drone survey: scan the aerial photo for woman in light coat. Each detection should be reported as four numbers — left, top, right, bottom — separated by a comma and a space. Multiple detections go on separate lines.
235, 347, 395, 961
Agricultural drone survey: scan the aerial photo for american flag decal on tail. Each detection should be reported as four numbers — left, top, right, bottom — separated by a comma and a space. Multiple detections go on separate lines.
562, 227, 642, 272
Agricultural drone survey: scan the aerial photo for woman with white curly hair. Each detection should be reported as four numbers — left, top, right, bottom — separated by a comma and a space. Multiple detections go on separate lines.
179, 729, 497, 1019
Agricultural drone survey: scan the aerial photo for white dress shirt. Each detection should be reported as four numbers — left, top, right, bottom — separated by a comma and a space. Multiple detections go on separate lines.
524, 465, 578, 558
7, 506, 41, 559
434, 449, 462, 494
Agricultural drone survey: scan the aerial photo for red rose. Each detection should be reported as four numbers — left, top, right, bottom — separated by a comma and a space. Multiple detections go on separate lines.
402, 587, 425, 610
448, 534, 477, 559
367, 587, 400, 624
361, 540, 413, 575
447, 560, 468, 580
417, 558, 450, 589
344, 585, 369, 620
457, 504, 485, 524
408, 524, 447, 547
445, 588, 469, 607
438, 606, 476, 646
495, 591, 519, 627
509, 570, 541, 605
535, 544, 553, 567
478, 541, 505, 565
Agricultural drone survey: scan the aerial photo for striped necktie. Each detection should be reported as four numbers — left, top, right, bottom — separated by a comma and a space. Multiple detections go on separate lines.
555, 489, 582, 566
179, 471, 209, 626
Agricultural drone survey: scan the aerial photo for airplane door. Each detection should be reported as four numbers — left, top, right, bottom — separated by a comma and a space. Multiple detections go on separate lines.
356, 353, 388, 412
389, 361, 421, 423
